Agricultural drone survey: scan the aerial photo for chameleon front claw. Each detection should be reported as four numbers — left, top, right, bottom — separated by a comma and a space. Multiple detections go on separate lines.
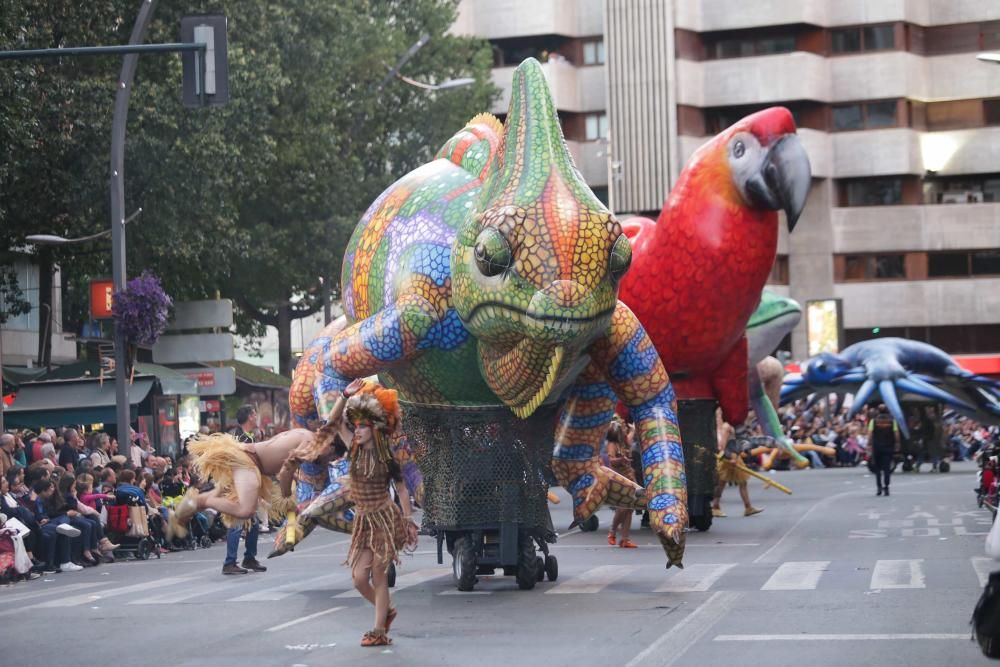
552, 458, 644, 528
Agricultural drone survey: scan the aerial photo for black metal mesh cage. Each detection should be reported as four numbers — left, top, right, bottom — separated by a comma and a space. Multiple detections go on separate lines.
402, 401, 559, 532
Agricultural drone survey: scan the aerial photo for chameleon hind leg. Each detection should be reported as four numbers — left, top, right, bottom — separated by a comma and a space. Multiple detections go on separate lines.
586, 303, 688, 568
552, 366, 646, 524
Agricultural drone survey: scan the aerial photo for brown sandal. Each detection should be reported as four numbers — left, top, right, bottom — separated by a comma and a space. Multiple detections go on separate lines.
385, 607, 397, 633
361, 629, 392, 647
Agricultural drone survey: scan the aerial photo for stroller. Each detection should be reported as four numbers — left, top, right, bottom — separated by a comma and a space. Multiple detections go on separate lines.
105, 501, 161, 561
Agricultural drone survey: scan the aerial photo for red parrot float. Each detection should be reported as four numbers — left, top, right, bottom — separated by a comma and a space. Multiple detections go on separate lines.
619, 107, 811, 426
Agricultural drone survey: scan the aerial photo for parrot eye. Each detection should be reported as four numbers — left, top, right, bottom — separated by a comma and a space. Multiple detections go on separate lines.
474, 227, 512, 277
733, 140, 746, 159
609, 234, 632, 282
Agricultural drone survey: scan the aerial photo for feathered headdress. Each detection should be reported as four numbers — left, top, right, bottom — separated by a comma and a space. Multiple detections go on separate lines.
344, 382, 400, 434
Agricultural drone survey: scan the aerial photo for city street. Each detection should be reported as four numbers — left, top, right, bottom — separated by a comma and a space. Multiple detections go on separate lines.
2, 462, 994, 666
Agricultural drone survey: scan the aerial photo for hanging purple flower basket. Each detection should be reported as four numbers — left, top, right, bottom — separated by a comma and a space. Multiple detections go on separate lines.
111, 271, 172, 347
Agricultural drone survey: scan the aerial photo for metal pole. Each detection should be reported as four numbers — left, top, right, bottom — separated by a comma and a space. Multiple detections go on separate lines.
112, 0, 159, 462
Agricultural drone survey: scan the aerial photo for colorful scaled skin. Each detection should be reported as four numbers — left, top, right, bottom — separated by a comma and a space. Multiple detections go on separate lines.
745, 290, 808, 466
781, 337, 1000, 439
618, 107, 811, 427
289, 58, 687, 567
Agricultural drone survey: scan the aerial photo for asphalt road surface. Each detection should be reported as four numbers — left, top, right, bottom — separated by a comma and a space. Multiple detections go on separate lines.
3, 461, 995, 667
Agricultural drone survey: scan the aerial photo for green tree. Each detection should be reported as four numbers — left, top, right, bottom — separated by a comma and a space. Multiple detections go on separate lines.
1, 0, 496, 375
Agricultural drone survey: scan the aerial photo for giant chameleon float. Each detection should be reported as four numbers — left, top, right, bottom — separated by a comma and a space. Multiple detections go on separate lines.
286, 59, 688, 568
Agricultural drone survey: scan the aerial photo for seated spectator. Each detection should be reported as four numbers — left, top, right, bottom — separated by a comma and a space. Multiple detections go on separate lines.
99, 467, 117, 493
51, 476, 100, 566
22, 479, 83, 573
115, 469, 147, 505
66, 477, 118, 559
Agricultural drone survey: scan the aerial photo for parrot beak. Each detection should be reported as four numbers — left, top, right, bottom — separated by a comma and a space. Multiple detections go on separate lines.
745, 134, 811, 232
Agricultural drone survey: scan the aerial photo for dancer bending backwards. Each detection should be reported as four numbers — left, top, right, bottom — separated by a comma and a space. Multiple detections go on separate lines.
332, 379, 418, 647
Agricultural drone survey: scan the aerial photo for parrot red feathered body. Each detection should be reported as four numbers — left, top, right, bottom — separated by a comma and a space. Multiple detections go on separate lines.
619, 107, 811, 426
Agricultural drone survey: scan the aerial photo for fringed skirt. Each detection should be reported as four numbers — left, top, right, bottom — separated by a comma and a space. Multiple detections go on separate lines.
717, 457, 750, 485
345, 499, 410, 570
186, 433, 273, 528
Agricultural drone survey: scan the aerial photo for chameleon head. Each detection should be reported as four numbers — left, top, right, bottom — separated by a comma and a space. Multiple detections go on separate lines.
452, 58, 631, 417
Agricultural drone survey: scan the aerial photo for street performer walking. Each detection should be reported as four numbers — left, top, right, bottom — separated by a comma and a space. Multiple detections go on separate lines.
330, 378, 419, 647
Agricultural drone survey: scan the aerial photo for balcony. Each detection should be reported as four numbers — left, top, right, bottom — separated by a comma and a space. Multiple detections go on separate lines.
835, 277, 1000, 329
832, 203, 1000, 253
927, 54, 1000, 107
677, 52, 829, 107
675, 0, 999, 31
490, 61, 605, 115
832, 128, 921, 178
565, 140, 608, 187
453, 0, 602, 40
676, 0, 826, 32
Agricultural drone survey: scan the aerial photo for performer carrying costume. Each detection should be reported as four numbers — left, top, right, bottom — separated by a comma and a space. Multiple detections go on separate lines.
173, 426, 334, 533
605, 420, 638, 549
712, 412, 764, 518
331, 378, 418, 648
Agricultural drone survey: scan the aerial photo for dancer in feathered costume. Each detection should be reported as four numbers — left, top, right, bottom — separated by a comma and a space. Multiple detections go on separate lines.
331, 378, 418, 647
173, 426, 334, 534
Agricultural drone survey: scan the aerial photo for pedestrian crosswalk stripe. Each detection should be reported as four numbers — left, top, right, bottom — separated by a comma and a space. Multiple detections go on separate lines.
229, 571, 348, 602
972, 557, 995, 587
131, 580, 239, 605
31, 575, 199, 609
334, 567, 446, 598
655, 563, 736, 593
0, 582, 104, 606
546, 565, 638, 595
761, 561, 829, 591
870, 560, 925, 589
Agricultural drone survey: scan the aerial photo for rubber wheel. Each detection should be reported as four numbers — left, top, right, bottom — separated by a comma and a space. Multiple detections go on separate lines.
690, 511, 713, 532
535, 556, 545, 582
516, 539, 538, 590
136, 539, 148, 561
939, 460, 950, 473
388, 561, 397, 588
452, 537, 477, 592
199, 536, 212, 549
580, 515, 599, 532
545, 554, 558, 582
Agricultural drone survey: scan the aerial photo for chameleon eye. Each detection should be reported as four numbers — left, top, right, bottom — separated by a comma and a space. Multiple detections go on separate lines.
609, 234, 632, 282
474, 227, 512, 277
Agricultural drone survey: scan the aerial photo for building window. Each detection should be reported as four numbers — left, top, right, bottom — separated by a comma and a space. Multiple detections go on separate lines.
711, 36, 795, 59
972, 251, 1000, 276
767, 255, 789, 285
928, 252, 969, 277
832, 24, 896, 53
582, 39, 605, 65
841, 177, 903, 206
832, 100, 898, 131
840, 254, 905, 281
585, 113, 608, 141
845, 325, 1000, 354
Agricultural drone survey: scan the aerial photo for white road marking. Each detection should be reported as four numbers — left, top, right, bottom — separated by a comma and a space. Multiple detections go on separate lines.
267, 606, 345, 632
972, 557, 995, 586
131, 580, 241, 605
0, 582, 104, 605
761, 561, 829, 590
654, 563, 736, 593
334, 567, 446, 598
545, 565, 637, 595
714, 633, 967, 642
230, 572, 349, 602
439, 589, 492, 595
30, 575, 198, 609
870, 559, 925, 589
625, 591, 742, 667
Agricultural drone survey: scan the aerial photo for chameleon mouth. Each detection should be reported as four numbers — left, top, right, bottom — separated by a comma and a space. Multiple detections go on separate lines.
480, 339, 565, 418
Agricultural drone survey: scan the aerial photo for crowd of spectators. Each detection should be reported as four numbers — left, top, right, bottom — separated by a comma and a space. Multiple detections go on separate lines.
0, 426, 219, 585
747, 398, 1000, 470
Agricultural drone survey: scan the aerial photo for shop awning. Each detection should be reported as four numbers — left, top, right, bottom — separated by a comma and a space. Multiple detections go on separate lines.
3, 377, 156, 428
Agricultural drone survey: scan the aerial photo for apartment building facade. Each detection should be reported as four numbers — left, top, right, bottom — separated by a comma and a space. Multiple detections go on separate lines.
454, 0, 1000, 361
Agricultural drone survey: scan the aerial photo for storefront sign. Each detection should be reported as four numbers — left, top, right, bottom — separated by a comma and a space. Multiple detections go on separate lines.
89, 280, 114, 319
